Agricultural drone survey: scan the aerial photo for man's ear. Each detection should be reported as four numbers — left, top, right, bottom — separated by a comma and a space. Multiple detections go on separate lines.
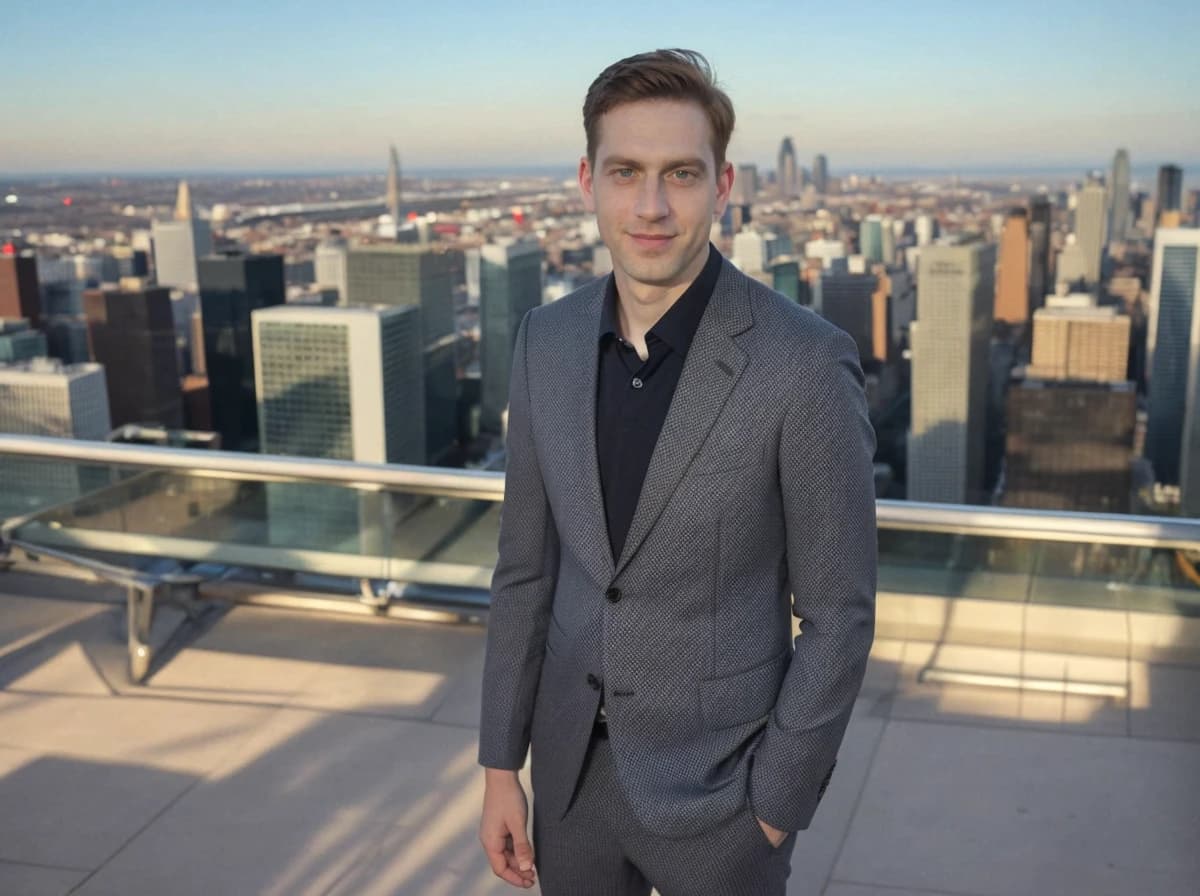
714, 160, 735, 217
579, 156, 596, 213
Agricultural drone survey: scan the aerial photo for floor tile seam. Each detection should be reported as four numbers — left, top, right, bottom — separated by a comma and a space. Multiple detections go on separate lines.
825, 878, 980, 896
882, 711, 1200, 744
821, 714, 893, 894
63, 772, 207, 895
0, 856, 92, 873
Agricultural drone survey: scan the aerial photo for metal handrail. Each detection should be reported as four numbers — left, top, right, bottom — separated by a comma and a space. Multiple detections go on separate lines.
2, 433, 1198, 549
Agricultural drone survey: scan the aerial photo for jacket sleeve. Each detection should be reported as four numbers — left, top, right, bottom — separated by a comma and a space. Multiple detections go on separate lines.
748, 328, 877, 831
477, 307, 561, 770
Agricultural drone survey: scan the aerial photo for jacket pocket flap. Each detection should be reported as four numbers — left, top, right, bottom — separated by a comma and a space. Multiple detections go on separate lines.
699, 647, 789, 729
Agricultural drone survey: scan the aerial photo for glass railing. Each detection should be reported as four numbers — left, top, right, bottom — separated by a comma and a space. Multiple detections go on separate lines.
3, 434, 1199, 622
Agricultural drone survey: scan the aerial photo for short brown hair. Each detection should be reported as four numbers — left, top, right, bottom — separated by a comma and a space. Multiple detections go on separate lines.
583, 48, 736, 172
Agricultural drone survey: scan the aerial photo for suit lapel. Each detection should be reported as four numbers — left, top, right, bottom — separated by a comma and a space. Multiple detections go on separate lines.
612, 258, 754, 579
561, 275, 618, 587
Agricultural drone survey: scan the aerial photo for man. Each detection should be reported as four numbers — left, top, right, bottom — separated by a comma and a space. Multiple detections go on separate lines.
478, 48, 876, 895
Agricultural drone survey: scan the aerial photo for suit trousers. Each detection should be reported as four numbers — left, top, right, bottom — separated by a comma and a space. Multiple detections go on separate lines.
531, 722, 798, 896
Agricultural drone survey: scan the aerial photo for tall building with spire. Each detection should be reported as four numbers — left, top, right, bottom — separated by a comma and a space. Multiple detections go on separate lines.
1108, 149, 1131, 243
151, 180, 213, 289
776, 138, 798, 199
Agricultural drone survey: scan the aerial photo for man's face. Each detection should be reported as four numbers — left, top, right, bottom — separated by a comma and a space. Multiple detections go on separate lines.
579, 99, 734, 291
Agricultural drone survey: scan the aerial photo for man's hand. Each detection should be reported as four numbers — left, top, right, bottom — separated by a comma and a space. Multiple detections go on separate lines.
480, 769, 537, 888
755, 814, 788, 849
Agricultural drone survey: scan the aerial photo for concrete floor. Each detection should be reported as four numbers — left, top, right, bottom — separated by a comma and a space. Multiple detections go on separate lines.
1, 560, 1198, 896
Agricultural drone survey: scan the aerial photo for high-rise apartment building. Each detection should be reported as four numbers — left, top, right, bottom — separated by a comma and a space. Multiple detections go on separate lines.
0, 255, 41, 326
1026, 307, 1130, 382
151, 181, 213, 290
908, 242, 996, 503
1144, 228, 1200, 514
995, 208, 1030, 325
480, 241, 544, 436
1108, 149, 1131, 243
777, 138, 798, 199
83, 285, 183, 428
197, 251, 286, 452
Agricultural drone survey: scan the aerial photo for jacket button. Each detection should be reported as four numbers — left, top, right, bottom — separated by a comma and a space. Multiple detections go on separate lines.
606, 587, 622, 603
586, 673, 600, 690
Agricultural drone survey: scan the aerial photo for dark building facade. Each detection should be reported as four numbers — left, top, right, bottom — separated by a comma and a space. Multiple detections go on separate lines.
83, 286, 183, 428
0, 255, 41, 326
1157, 164, 1183, 214
197, 252, 286, 452
1004, 380, 1136, 513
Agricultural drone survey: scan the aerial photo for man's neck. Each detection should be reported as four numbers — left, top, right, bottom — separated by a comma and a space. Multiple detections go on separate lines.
611, 248, 710, 348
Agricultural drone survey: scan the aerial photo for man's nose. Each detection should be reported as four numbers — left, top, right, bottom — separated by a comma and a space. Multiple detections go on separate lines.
634, 178, 669, 220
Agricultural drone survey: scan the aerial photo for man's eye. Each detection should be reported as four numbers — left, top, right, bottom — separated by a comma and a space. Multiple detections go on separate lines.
672, 170, 697, 182
615, 168, 635, 178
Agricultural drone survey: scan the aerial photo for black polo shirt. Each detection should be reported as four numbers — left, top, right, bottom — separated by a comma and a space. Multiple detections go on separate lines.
595, 242, 722, 566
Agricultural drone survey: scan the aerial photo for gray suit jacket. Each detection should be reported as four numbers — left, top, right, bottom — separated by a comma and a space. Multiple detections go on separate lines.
478, 255, 877, 838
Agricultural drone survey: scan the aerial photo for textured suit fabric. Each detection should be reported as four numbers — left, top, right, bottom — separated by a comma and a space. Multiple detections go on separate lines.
532, 728, 798, 895
478, 254, 877, 841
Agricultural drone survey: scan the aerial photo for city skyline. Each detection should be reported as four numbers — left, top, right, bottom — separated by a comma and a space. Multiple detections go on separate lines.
4, 0, 1198, 174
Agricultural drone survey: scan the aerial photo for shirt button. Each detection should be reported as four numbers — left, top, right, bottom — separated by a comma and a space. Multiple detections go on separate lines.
631, 377, 643, 389
606, 587, 622, 603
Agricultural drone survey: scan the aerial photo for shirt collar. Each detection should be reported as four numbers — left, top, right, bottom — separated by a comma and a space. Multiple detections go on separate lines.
598, 242, 722, 355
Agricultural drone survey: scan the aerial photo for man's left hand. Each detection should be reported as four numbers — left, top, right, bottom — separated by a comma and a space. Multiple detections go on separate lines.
755, 815, 788, 849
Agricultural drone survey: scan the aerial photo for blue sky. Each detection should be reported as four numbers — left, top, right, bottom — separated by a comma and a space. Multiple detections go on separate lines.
3, 0, 1198, 176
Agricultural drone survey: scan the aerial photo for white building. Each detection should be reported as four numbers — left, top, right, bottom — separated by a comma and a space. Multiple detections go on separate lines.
908, 243, 996, 504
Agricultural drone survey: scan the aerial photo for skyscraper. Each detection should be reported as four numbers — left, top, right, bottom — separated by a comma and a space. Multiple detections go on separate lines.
0, 255, 41, 326
995, 208, 1030, 325
314, 234, 349, 303
480, 240, 544, 435
1026, 306, 1130, 382
859, 215, 884, 265
344, 244, 458, 462
1108, 149, 1131, 243
776, 138, 798, 199
908, 242, 996, 503
817, 272, 879, 362
252, 304, 424, 550
812, 154, 829, 194
253, 304, 423, 463
0, 320, 47, 362
734, 164, 759, 205
1144, 228, 1200, 513
197, 251, 286, 452
83, 285, 183, 428
0, 359, 112, 519
1157, 164, 1184, 214
386, 145, 402, 224
151, 181, 213, 290
1028, 196, 1052, 313
1075, 182, 1108, 286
